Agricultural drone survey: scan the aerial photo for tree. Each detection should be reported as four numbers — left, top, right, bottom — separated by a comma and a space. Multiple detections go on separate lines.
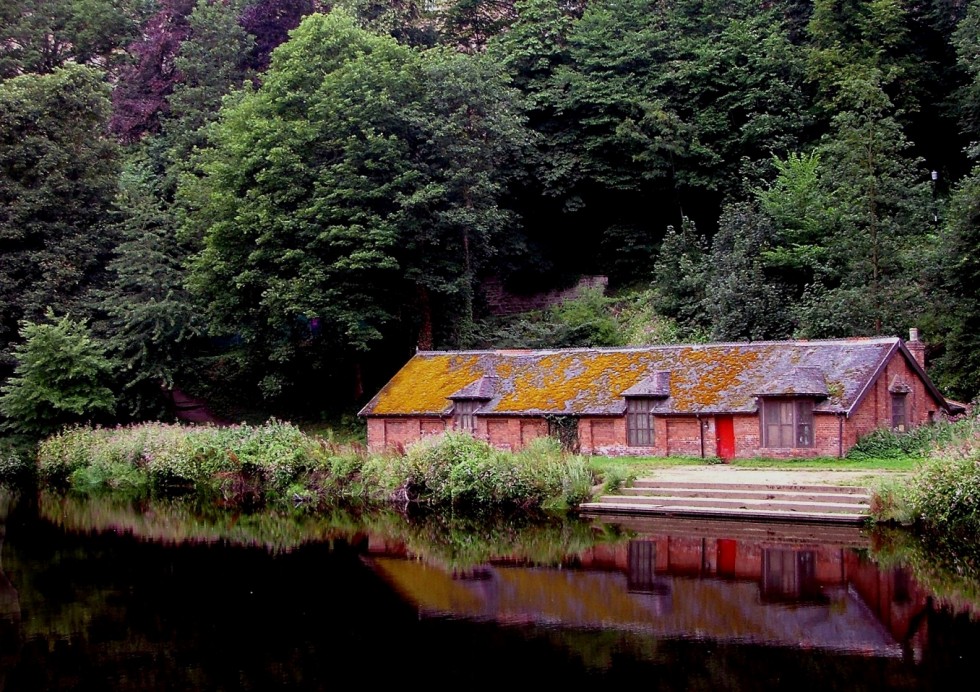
704, 203, 792, 341
99, 157, 205, 418
930, 166, 980, 399
184, 11, 414, 401
110, 0, 197, 143
160, 0, 257, 179
402, 47, 529, 346
0, 65, 119, 366
795, 74, 932, 337
0, 0, 148, 79
183, 11, 529, 404
954, 0, 980, 144
651, 216, 708, 337
0, 311, 115, 440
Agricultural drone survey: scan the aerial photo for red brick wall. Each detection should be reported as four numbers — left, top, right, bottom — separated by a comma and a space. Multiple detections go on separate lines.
738, 412, 843, 459
845, 351, 941, 449
421, 419, 446, 436
364, 350, 941, 455
666, 418, 701, 456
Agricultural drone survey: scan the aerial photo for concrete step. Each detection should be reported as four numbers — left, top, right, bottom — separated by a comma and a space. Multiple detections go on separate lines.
619, 487, 871, 503
582, 514, 871, 546
596, 494, 869, 513
630, 479, 869, 494
577, 501, 868, 525
580, 478, 873, 524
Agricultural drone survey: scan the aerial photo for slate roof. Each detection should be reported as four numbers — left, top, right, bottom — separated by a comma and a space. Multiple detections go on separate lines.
359, 337, 950, 418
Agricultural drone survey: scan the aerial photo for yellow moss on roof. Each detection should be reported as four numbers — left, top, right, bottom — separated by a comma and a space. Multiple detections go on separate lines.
494, 351, 650, 413
365, 339, 890, 418
370, 354, 482, 415
668, 347, 762, 410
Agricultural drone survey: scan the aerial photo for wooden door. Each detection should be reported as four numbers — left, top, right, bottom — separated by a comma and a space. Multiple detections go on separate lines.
716, 415, 735, 461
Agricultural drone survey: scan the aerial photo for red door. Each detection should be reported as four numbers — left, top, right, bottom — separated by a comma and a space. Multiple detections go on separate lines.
717, 539, 737, 576
716, 415, 735, 461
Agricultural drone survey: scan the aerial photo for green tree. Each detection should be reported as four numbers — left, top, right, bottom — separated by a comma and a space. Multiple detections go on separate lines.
99, 157, 204, 418
0, 311, 115, 440
0, 0, 148, 79
0, 65, 119, 365
953, 0, 980, 144
795, 75, 932, 337
755, 151, 830, 300
160, 0, 257, 180
184, 11, 415, 400
183, 11, 529, 403
704, 203, 792, 341
651, 216, 708, 337
402, 47, 529, 347
931, 167, 980, 399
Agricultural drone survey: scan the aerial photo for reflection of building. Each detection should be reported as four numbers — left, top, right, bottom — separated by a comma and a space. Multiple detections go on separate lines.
363, 519, 938, 658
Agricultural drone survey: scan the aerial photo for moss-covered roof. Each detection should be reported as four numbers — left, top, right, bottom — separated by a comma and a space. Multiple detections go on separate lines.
359, 338, 916, 417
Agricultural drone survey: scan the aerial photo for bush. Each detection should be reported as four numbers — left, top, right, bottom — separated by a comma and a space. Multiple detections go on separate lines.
0, 313, 115, 440
34, 424, 596, 512
368, 432, 595, 509
904, 454, 980, 533
0, 440, 34, 483
848, 418, 973, 460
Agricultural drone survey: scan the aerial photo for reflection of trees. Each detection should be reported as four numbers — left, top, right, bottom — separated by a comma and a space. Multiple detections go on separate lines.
0, 489, 23, 692
871, 527, 980, 618
36, 490, 611, 568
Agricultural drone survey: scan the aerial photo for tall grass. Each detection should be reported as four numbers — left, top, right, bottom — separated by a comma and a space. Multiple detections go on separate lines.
35, 423, 594, 512
870, 416, 980, 533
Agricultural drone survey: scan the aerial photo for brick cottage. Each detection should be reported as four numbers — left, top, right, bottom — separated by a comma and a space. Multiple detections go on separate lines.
359, 330, 960, 459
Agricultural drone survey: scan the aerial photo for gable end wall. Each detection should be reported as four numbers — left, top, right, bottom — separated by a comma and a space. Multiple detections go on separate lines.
844, 351, 939, 449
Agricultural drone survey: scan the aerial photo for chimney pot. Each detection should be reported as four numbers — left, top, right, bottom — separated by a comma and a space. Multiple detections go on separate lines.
907, 328, 926, 368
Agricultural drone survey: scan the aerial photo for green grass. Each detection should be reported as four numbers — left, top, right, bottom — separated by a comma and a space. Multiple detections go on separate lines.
730, 456, 918, 471
585, 454, 916, 479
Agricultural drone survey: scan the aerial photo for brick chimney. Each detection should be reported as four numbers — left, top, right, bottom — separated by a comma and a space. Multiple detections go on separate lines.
907, 328, 926, 369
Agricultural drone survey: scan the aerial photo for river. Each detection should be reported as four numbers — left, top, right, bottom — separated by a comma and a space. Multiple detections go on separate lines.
1, 489, 978, 690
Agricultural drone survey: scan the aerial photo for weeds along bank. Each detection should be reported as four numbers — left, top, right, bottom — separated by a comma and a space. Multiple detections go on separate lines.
32, 423, 594, 511
868, 416, 980, 537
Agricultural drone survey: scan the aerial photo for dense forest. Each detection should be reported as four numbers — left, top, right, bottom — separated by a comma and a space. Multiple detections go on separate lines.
2, 0, 980, 432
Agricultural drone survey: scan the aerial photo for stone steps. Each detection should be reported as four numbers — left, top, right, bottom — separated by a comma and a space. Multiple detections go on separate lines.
579, 479, 872, 525
584, 515, 870, 547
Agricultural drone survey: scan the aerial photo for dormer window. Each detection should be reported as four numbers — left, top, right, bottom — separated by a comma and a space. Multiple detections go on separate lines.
762, 398, 814, 448
626, 398, 656, 446
448, 376, 496, 436
454, 400, 480, 434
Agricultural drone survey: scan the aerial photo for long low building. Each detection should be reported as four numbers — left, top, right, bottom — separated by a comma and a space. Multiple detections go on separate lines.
358, 330, 959, 458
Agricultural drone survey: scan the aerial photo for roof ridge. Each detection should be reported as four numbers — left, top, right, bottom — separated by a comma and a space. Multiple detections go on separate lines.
414, 336, 900, 357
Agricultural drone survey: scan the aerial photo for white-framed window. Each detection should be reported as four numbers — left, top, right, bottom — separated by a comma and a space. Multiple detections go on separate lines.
626, 398, 655, 447
762, 398, 814, 448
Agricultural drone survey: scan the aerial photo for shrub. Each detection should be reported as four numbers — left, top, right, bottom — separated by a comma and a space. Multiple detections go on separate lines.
373, 432, 596, 509
0, 313, 115, 440
0, 441, 34, 483
904, 454, 980, 533
848, 418, 973, 460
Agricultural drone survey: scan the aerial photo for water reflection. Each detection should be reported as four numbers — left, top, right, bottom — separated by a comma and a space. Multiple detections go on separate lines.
364, 516, 930, 658
1, 489, 979, 689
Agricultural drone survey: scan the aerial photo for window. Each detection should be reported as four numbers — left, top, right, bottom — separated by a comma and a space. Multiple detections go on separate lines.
626, 398, 655, 446
762, 398, 814, 448
892, 393, 907, 431
454, 400, 480, 434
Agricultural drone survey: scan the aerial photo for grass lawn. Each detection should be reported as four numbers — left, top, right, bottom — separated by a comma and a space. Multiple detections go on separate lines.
585, 454, 920, 484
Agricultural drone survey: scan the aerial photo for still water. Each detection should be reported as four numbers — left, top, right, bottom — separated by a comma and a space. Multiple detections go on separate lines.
1, 489, 978, 690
